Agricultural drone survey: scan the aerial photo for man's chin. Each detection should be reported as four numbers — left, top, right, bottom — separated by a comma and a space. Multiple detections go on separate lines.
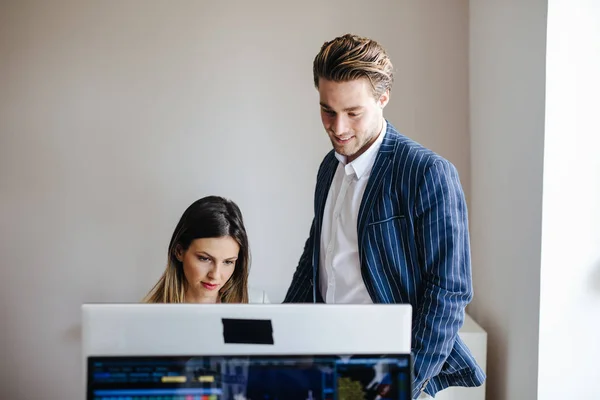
332, 145, 356, 158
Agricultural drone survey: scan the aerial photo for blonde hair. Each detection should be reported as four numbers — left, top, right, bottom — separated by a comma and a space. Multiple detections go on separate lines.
313, 33, 394, 98
143, 196, 249, 304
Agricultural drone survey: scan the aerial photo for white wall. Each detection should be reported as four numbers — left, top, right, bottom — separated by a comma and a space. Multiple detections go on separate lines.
0, 1, 470, 399
538, 1, 600, 399
468, 1, 548, 400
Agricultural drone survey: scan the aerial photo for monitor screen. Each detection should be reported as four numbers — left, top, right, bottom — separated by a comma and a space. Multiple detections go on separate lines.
87, 354, 412, 400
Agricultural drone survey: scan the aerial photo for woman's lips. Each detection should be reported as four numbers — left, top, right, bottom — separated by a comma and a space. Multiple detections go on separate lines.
201, 282, 218, 290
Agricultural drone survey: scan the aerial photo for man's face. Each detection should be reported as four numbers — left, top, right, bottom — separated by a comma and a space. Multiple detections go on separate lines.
318, 77, 389, 163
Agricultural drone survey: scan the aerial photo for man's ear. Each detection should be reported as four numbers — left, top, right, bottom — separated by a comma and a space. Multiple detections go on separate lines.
378, 89, 390, 109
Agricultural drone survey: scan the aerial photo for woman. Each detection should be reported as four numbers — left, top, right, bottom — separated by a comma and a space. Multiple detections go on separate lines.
144, 195, 268, 303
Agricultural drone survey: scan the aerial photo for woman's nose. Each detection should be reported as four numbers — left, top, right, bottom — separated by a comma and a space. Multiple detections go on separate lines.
207, 265, 220, 279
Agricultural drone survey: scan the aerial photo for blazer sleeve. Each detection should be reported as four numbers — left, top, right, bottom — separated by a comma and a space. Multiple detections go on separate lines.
411, 159, 473, 398
283, 218, 316, 303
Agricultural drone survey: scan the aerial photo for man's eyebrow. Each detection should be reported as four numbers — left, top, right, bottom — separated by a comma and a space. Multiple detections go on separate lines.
319, 103, 364, 112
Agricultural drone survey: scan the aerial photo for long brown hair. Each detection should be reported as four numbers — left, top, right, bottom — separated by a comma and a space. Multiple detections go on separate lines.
143, 196, 250, 303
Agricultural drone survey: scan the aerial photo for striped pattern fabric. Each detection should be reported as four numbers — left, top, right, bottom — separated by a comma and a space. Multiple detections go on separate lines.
284, 121, 486, 398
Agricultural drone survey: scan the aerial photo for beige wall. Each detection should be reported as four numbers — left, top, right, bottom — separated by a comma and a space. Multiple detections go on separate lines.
0, 1, 470, 399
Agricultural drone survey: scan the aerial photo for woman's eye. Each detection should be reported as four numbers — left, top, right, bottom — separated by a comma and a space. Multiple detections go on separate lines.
224, 260, 235, 266
197, 256, 210, 262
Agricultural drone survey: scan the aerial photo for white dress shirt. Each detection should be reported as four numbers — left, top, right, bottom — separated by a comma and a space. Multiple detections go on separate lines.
319, 120, 387, 303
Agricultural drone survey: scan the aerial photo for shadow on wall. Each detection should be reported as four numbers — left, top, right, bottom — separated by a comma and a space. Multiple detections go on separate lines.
590, 259, 600, 295
64, 324, 81, 344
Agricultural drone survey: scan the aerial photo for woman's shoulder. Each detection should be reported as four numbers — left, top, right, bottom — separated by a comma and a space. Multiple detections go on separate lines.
248, 287, 270, 304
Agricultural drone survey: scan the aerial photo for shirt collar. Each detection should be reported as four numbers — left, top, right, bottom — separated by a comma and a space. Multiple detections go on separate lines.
335, 119, 387, 180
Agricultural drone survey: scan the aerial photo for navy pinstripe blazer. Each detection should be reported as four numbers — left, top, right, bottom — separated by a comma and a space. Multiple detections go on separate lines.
284, 121, 485, 398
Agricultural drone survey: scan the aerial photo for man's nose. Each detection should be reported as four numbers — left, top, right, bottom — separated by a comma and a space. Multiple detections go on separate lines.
332, 116, 348, 135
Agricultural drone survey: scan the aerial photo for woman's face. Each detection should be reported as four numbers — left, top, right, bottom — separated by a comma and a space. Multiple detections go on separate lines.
177, 236, 239, 303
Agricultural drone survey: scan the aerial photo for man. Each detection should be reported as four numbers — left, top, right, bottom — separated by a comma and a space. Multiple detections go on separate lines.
284, 34, 485, 399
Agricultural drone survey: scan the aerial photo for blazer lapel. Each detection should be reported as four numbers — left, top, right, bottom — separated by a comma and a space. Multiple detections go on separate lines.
357, 124, 397, 248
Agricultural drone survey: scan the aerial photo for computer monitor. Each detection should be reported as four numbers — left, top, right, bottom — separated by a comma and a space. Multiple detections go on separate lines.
82, 303, 413, 400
